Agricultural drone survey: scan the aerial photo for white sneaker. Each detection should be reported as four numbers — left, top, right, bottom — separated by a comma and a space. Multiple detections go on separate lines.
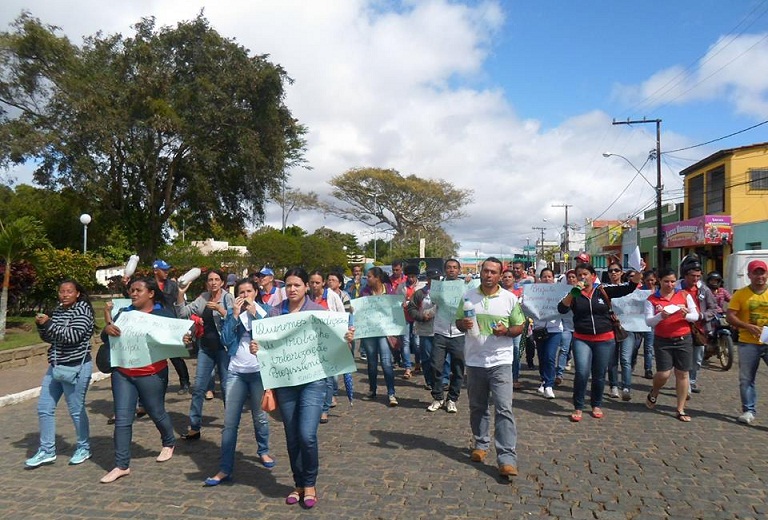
537, 384, 546, 396
446, 400, 458, 413
621, 388, 632, 401
544, 387, 555, 399
610, 386, 620, 398
426, 399, 444, 412
388, 395, 399, 407
738, 411, 756, 425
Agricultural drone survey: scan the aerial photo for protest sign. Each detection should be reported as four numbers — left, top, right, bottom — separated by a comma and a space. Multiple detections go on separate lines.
110, 298, 132, 318
251, 311, 355, 389
110, 312, 192, 368
612, 290, 652, 332
431, 279, 470, 325
521, 283, 571, 321
350, 295, 407, 339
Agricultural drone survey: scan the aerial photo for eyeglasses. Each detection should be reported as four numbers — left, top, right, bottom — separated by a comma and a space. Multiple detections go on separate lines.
607, 268, 622, 273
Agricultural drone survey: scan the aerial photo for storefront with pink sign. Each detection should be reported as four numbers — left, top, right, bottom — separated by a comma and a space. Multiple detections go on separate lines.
662, 215, 732, 274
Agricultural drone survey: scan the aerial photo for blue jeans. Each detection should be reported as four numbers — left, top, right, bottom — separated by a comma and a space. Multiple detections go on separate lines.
572, 338, 616, 410
322, 376, 339, 413
556, 331, 573, 378
466, 364, 517, 466
362, 336, 396, 397
537, 332, 561, 388
689, 344, 705, 385
37, 361, 92, 454
419, 336, 434, 388
633, 331, 654, 372
430, 334, 465, 402
512, 335, 522, 382
111, 367, 175, 469
607, 345, 619, 388
738, 343, 768, 414
400, 323, 419, 370
219, 370, 269, 476
275, 378, 325, 488
619, 335, 636, 390
189, 347, 230, 431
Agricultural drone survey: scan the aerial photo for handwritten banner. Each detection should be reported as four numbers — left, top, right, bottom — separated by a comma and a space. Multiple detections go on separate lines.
251, 311, 355, 389
110, 312, 192, 368
521, 283, 571, 321
431, 280, 470, 326
350, 295, 407, 339
611, 290, 652, 332
111, 298, 132, 318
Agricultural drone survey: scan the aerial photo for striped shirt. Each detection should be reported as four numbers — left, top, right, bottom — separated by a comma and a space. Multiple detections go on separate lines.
38, 300, 95, 366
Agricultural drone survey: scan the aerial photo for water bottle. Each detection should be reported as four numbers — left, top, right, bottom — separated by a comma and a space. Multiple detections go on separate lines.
124, 255, 139, 278
178, 267, 201, 289
463, 298, 480, 336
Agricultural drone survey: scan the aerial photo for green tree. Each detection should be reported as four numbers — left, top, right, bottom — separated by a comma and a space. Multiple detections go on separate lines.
0, 13, 306, 258
321, 167, 472, 241
0, 216, 50, 340
26, 248, 100, 309
247, 228, 301, 273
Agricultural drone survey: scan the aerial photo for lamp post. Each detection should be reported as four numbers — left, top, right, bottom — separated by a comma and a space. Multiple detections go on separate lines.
526, 237, 531, 267
603, 151, 662, 270
79, 213, 91, 253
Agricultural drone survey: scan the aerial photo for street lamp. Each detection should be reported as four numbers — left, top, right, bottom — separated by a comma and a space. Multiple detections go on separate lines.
79, 213, 91, 253
603, 151, 663, 270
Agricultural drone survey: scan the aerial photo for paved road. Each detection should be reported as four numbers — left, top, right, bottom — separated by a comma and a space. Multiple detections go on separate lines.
1, 353, 766, 519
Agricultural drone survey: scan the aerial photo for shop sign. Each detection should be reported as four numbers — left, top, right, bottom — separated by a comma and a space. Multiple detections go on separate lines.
662, 215, 731, 248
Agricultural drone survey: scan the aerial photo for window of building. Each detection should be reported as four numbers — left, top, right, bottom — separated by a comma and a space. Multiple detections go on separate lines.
706, 166, 725, 213
688, 174, 704, 217
749, 168, 768, 190
746, 242, 763, 250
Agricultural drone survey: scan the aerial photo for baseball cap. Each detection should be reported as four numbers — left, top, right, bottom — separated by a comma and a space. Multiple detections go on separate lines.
226, 273, 237, 287
152, 259, 171, 270
258, 267, 275, 277
426, 269, 441, 280
748, 260, 768, 273
575, 252, 590, 264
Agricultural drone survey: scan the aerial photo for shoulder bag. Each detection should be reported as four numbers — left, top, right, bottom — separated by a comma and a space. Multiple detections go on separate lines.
599, 287, 629, 342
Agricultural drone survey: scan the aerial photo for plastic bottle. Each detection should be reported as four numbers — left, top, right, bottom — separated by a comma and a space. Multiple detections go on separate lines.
178, 267, 201, 289
124, 255, 139, 278
463, 298, 480, 337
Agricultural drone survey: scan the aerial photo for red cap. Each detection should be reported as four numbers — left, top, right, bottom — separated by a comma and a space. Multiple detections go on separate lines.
748, 260, 768, 273
575, 252, 590, 264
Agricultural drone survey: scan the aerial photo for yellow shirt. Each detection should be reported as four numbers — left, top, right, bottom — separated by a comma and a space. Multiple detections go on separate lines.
728, 286, 768, 344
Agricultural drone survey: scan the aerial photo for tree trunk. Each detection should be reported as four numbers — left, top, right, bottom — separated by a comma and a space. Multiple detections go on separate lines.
0, 265, 10, 341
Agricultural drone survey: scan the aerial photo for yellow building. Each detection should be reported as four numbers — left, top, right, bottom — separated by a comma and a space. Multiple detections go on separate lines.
677, 141, 768, 274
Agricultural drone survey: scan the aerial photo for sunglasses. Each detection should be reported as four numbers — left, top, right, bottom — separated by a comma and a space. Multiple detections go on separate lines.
607, 268, 622, 273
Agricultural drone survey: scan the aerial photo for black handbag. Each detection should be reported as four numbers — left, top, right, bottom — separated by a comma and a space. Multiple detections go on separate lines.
95, 343, 113, 373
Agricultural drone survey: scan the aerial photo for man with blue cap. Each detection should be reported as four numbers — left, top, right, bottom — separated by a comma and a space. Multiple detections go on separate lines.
257, 266, 285, 307
153, 259, 191, 394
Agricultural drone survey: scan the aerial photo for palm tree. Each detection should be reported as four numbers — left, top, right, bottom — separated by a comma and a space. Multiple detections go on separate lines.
0, 217, 50, 341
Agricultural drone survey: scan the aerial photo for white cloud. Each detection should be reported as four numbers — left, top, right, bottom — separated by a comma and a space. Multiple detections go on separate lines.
1, 1, 696, 258
614, 33, 768, 118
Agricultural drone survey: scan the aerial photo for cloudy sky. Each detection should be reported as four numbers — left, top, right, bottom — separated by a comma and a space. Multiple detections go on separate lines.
2, 1, 768, 257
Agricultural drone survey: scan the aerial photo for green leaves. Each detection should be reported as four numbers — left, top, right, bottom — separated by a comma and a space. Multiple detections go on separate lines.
0, 13, 306, 258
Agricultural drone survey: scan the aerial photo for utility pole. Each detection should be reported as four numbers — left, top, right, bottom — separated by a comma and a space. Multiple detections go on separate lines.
552, 203, 572, 270
612, 117, 663, 270
532, 226, 546, 266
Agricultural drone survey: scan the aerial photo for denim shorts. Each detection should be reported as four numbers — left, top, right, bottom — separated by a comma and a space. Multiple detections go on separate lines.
653, 335, 693, 372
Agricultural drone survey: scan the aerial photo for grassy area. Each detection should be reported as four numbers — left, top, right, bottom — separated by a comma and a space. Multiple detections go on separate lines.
0, 299, 110, 351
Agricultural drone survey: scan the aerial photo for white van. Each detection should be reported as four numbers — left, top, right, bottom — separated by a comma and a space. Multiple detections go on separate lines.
725, 249, 768, 292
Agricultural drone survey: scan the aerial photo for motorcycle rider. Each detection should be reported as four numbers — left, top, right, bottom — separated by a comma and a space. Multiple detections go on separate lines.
706, 272, 732, 314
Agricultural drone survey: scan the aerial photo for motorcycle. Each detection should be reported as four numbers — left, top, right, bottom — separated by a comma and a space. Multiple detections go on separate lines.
703, 313, 734, 371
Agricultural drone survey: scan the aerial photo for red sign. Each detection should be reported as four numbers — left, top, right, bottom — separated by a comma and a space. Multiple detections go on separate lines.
662, 215, 731, 248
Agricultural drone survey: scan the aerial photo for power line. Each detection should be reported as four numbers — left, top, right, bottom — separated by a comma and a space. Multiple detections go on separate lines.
663, 120, 768, 154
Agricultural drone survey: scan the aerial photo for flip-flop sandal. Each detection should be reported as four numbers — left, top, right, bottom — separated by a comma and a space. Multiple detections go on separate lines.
590, 409, 604, 419
570, 411, 582, 422
676, 411, 691, 422
645, 392, 657, 410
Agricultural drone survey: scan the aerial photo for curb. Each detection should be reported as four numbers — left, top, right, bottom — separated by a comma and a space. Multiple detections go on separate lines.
0, 371, 112, 408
